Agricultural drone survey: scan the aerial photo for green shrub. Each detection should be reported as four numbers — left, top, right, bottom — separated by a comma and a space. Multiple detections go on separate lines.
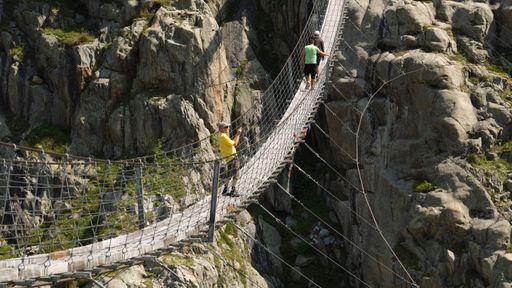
9, 43, 26, 61
0, 245, 16, 260
24, 123, 70, 153
224, 222, 237, 236
154, 0, 171, 7
468, 77, 479, 85
144, 141, 187, 202
494, 141, 512, 153
235, 60, 249, 78
414, 180, 434, 193
135, 10, 154, 21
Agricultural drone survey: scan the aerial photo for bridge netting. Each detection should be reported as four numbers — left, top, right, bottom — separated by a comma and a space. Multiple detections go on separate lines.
0, 0, 346, 283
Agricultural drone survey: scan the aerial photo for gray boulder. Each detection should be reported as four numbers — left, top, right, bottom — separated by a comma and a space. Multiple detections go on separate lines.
487, 102, 512, 128
424, 27, 454, 53
430, 159, 495, 219
432, 0, 465, 22
491, 253, 512, 287
383, 1, 435, 41
368, 52, 477, 163
456, 35, 489, 64
452, 4, 493, 42
471, 219, 511, 249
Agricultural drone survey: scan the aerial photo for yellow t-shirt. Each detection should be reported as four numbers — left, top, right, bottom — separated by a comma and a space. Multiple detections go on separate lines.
219, 132, 236, 161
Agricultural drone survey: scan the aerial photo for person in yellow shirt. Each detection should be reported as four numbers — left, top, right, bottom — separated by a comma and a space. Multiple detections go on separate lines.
218, 122, 242, 196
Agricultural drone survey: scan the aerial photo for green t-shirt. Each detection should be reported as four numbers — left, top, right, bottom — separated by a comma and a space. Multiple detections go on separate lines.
305, 44, 318, 64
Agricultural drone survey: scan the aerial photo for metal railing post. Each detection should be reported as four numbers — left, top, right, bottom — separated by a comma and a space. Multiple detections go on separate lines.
135, 165, 146, 229
207, 160, 220, 242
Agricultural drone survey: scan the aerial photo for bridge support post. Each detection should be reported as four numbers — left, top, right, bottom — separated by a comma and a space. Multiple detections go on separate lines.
207, 160, 221, 242
135, 165, 146, 229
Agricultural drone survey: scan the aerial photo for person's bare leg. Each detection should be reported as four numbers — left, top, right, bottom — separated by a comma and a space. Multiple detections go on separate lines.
305, 75, 311, 89
311, 78, 316, 90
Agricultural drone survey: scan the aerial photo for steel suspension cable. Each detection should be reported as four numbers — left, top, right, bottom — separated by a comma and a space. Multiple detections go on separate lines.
354, 64, 422, 287
291, 164, 376, 230
231, 224, 323, 288
274, 182, 418, 287
254, 203, 373, 288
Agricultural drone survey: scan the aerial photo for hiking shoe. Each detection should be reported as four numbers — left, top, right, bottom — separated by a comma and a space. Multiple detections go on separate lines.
221, 186, 229, 195
305, 83, 310, 90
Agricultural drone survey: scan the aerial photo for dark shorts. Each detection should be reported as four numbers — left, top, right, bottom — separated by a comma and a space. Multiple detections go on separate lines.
304, 64, 317, 79
221, 158, 240, 181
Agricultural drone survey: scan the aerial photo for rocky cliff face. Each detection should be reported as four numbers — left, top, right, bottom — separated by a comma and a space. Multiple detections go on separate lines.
3, 0, 512, 287
0, 0, 306, 158
310, 0, 512, 287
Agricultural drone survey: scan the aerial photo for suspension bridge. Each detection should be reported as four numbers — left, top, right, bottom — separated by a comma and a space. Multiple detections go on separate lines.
0, 0, 347, 285
0, 0, 500, 286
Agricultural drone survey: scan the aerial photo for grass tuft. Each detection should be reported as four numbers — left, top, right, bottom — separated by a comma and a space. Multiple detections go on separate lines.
163, 254, 194, 268
485, 62, 512, 80
468, 153, 512, 182
42, 27, 95, 46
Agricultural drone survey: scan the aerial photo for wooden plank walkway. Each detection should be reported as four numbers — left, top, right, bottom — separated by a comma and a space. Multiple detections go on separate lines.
0, 0, 345, 282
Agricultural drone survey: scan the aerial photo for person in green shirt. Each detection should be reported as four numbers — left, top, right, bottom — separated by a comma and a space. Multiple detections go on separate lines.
301, 37, 329, 90
218, 121, 242, 196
